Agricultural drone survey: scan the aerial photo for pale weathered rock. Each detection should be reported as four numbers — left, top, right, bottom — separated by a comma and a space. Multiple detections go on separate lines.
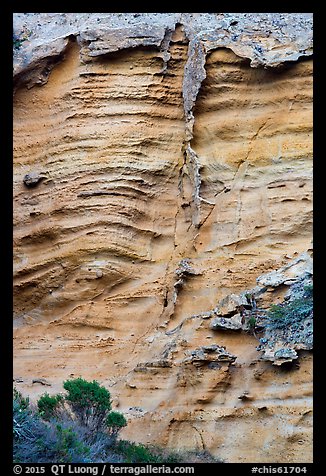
210, 314, 243, 331
183, 344, 237, 366
175, 258, 200, 278
257, 252, 313, 288
214, 294, 249, 317
261, 347, 298, 366
173, 259, 202, 304
13, 13, 312, 91
32, 378, 51, 386
238, 391, 254, 401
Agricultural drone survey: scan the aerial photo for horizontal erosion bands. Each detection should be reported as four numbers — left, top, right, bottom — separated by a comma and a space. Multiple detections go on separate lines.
15, 176, 163, 204
13, 41, 313, 315
13, 231, 155, 287
14, 170, 178, 229
13, 107, 185, 137
13, 43, 187, 171
192, 49, 312, 165
14, 176, 177, 287
13, 113, 185, 167
14, 203, 173, 261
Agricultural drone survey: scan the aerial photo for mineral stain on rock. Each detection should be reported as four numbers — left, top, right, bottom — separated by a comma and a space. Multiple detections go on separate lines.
13, 13, 313, 463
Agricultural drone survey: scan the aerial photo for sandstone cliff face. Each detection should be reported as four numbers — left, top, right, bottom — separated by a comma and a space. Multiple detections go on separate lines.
13, 13, 313, 463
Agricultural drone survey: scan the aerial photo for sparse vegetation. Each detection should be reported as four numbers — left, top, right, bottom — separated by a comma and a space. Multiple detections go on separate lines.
303, 284, 313, 297
37, 393, 63, 420
266, 285, 313, 331
14, 387, 91, 463
115, 440, 180, 463
13, 389, 35, 442
13, 30, 31, 50
115, 441, 221, 463
13, 388, 30, 410
14, 378, 218, 463
247, 316, 257, 330
52, 424, 90, 463
106, 411, 127, 440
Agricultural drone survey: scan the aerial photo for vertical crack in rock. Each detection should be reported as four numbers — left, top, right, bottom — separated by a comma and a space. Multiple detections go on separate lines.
192, 425, 206, 451
172, 258, 202, 306
183, 37, 207, 141
185, 144, 216, 229
181, 37, 208, 228
159, 25, 211, 323
180, 36, 217, 230
153, 22, 196, 324
158, 27, 174, 74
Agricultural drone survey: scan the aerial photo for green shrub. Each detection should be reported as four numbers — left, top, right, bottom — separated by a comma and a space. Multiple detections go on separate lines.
13, 388, 34, 443
116, 440, 192, 463
247, 316, 256, 330
15, 378, 221, 463
13, 388, 30, 411
116, 440, 163, 463
267, 292, 313, 331
54, 425, 90, 463
303, 284, 313, 297
106, 411, 127, 438
117, 440, 224, 463
37, 393, 63, 420
16, 420, 91, 463
13, 37, 24, 49
13, 30, 31, 50
63, 378, 112, 431
13, 403, 33, 442
13, 380, 125, 463
63, 378, 111, 411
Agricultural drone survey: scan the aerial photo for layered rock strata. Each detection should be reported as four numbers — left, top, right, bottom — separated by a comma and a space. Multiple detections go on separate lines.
13, 13, 313, 463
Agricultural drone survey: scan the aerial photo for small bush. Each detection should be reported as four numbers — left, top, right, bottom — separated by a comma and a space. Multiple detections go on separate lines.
37, 393, 63, 420
267, 292, 313, 331
13, 388, 30, 411
106, 411, 127, 439
16, 420, 91, 463
303, 284, 313, 297
14, 379, 221, 463
14, 380, 127, 463
13, 30, 32, 50
116, 440, 164, 463
63, 378, 112, 411
13, 403, 34, 442
54, 424, 90, 463
13, 388, 35, 443
115, 441, 205, 463
63, 378, 112, 431
247, 316, 256, 330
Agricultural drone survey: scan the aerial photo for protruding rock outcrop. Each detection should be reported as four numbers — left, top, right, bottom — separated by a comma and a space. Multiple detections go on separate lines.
257, 252, 313, 288
210, 314, 243, 331
183, 344, 237, 367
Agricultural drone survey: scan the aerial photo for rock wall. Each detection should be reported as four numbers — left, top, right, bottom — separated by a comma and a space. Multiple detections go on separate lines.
13, 13, 313, 463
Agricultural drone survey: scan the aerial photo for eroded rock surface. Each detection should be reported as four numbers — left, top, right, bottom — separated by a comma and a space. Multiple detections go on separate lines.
13, 13, 313, 463
183, 344, 237, 366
